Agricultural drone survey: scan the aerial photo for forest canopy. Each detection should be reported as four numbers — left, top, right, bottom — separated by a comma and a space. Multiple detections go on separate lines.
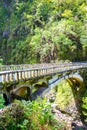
0, 0, 87, 64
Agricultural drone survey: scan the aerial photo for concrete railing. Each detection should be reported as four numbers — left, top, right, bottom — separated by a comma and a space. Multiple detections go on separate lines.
0, 62, 87, 83
0, 63, 77, 71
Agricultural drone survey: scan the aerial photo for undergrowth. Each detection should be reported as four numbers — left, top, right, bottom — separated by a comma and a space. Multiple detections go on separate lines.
0, 98, 64, 130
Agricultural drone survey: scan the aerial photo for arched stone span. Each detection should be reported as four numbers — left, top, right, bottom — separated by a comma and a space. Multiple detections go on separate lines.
66, 73, 83, 87
31, 80, 48, 100
2, 72, 84, 103
42, 72, 85, 123
10, 85, 32, 101
42, 73, 84, 97
33, 81, 47, 89
3, 79, 49, 103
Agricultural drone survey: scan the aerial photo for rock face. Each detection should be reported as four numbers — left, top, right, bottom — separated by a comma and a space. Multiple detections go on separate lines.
71, 122, 87, 130
52, 103, 83, 129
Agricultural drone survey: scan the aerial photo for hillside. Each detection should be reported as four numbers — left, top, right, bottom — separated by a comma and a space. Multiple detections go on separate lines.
0, 0, 87, 64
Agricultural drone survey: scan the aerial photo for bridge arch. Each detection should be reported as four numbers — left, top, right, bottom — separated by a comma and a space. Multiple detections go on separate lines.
10, 85, 32, 101
33, 82, 47, 88
65, 73, 83, 87
42, 73, 84, 97
41, 72, 85, 122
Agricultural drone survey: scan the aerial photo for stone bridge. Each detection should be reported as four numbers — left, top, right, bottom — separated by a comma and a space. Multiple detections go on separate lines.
0, 62, 87, 104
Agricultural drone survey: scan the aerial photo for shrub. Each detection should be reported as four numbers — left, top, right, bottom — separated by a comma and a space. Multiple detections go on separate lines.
0, 99, 64, 130
0, 102, 25, 130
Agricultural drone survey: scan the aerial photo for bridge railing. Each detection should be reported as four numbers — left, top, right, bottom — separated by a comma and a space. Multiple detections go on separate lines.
0, 62, 78, 71
0, 63, 87, 83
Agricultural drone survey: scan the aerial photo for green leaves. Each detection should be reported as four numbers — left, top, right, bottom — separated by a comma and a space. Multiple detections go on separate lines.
35, 0, 53, 22
62, 9, 73, 18
0, 94, 4, 108
0, 0, 87, 64
81, 91, 87, 122
0, 99, 64, 130
80, 35, 87, 47
55, 80, 74, 110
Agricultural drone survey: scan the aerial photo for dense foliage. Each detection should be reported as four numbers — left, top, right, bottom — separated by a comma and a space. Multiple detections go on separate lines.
0, 99, 64, 130
0, 94, 4, 108
0, 0, 87, 64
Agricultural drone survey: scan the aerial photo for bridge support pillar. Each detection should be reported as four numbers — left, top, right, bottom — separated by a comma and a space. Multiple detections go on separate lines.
3, 92, 11, 105
26, 87, 32, 101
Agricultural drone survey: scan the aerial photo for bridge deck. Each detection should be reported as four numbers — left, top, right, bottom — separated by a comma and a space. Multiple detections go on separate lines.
0, 62, 87, 84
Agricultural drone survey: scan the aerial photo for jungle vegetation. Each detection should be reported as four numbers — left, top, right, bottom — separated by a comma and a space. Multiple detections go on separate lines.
0, 99, 65, 130
0, 0, 87, 64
